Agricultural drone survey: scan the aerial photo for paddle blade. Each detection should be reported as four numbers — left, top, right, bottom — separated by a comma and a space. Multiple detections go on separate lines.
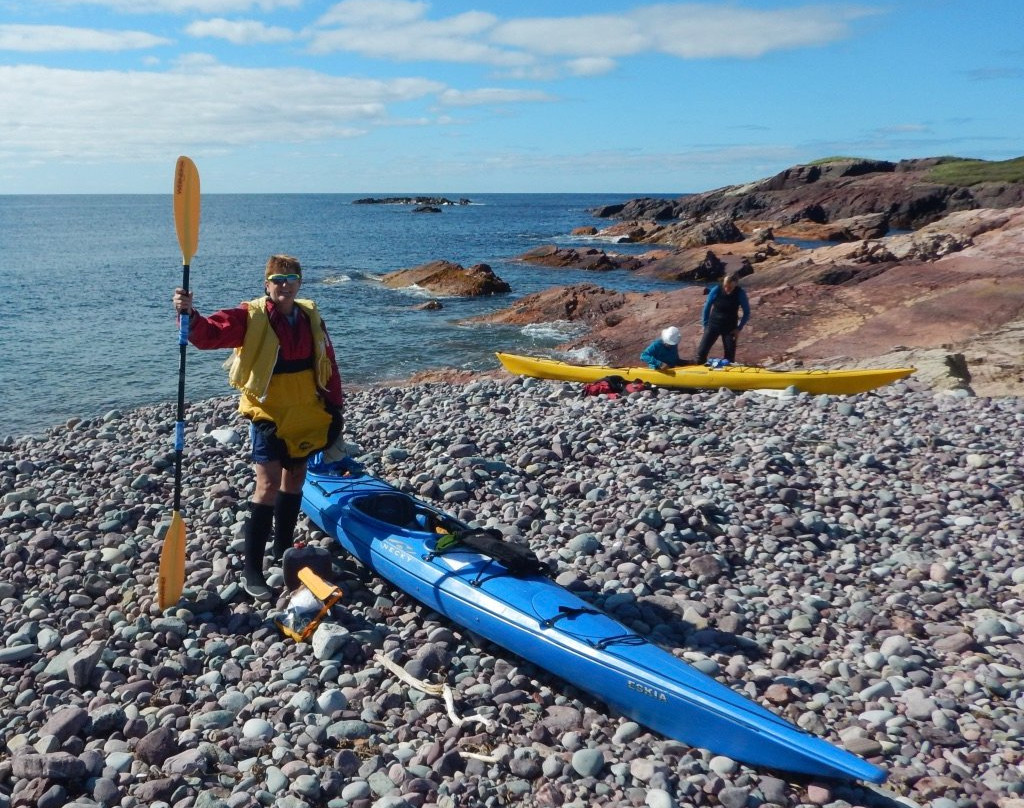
173, 156, 200, 265
158, 510, 187, 609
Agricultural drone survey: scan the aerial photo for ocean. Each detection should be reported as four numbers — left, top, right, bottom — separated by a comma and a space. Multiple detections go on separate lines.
1, 193, 681, 439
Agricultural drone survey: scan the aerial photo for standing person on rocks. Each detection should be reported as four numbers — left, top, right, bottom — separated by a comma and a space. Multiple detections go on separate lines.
172, 255, 344, 602
696, 273, 750, 365
641, 326, 686, 370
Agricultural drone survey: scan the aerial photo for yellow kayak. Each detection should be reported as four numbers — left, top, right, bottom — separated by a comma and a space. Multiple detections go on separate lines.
496, 352, 915, 396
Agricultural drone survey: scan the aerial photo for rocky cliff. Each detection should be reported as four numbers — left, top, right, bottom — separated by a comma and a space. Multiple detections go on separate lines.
593, 156, 1024, 233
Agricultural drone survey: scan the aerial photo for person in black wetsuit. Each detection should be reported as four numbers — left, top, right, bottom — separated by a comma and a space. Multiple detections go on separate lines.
696, 273, 750, 365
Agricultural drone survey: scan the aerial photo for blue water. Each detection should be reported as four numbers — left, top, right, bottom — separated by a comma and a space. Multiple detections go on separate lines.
1, 193, 679, 438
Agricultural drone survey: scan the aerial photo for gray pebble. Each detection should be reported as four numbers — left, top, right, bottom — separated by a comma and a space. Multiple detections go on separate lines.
571, 748, 605, 777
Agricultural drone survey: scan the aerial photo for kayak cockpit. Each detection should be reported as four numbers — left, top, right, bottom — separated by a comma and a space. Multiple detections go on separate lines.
350, 490, 465, 535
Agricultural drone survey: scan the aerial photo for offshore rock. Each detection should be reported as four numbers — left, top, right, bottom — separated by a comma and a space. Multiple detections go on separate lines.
381, 259, 510, 297
353, 196, 471, 206
516, 245, 643, 272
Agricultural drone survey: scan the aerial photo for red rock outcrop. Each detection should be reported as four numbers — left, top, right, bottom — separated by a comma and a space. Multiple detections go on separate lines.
381, 260, 510, 297
516, 246, 643, 272
482, 283, 631, 327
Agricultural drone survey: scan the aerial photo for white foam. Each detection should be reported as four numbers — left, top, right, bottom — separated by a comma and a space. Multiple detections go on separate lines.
568, 232, 633, 245
521, 320, 586, 341
563, 345, 608, 365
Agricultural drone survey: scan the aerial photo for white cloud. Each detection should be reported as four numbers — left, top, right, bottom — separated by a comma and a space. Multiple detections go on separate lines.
304, 3, 878, 74
494, 65, 561, 81
636, 4, 870, 59
310, 28, 528, 67
492, 4, 877, 60
317, 0, 430, 27
186, 18, 296, 45
308, 9, 526, 66
311, 2, 524, 66
437, 87, 555, 107
38, 0, 302, 12
565, 57, 616, 77
0, 62, 444, 160
491, 15, 648, 58
0, 24, 170, 52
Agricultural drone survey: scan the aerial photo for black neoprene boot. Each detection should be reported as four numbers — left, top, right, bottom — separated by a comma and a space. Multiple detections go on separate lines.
241, 502, 275, 601
272, 491, 303, 559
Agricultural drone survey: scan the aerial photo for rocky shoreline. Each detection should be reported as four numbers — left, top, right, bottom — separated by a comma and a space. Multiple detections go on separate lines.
470, 205, 1024, 399
2, 376, 1023, 808
377, 163, 1024, 398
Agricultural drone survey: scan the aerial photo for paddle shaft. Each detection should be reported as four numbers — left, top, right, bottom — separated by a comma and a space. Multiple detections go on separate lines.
173, 263, 190, 512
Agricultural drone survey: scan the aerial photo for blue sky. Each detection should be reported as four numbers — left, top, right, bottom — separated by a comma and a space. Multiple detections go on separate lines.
1, 0, 1021, 193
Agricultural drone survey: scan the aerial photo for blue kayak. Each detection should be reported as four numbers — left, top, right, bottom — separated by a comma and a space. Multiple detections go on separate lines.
302, 458, 886, 784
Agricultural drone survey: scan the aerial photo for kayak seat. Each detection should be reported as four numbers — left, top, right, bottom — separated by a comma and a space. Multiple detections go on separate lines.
353, 493, 419, 529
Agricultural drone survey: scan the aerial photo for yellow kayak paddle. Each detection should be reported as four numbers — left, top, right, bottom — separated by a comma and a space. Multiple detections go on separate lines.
158, 155, 200, 609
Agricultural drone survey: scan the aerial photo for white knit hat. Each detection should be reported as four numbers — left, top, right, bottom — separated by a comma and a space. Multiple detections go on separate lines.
661, 326, 681, 345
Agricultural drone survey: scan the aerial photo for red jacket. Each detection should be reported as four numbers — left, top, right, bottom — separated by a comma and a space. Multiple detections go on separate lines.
188, 299, 344, 408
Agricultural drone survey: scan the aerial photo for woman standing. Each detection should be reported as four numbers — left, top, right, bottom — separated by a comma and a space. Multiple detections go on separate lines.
173, 255, 343, 601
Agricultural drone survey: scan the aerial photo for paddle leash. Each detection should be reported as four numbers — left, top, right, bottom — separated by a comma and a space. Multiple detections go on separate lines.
159, 155, 200, 609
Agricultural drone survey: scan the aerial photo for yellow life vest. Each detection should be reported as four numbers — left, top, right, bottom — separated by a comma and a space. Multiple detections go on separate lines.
225, 297, 334, 458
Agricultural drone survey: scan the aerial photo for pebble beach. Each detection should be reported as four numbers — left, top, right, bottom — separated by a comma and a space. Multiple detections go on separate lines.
1, 377, 1023, 808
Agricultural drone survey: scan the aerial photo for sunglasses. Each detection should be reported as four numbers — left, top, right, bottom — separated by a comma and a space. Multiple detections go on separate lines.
267, 274, 300, 284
